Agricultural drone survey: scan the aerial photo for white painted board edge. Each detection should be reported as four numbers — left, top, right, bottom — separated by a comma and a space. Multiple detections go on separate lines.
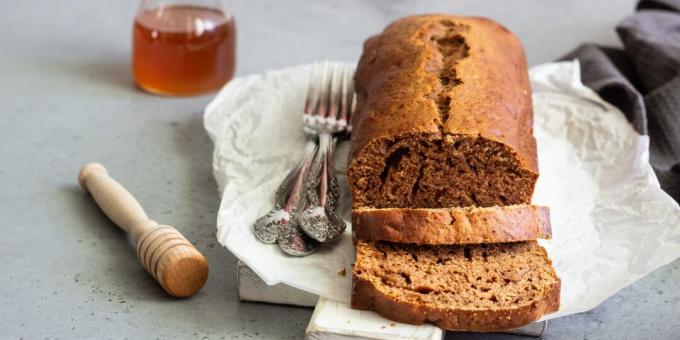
306, 297, 444, 340
238, 261, 318, 307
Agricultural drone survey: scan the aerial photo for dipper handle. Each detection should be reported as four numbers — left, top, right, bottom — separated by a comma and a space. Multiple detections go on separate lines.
79, 163, 208, 297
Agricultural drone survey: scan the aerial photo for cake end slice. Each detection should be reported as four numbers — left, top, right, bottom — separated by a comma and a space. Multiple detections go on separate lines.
351, 241, 560, 332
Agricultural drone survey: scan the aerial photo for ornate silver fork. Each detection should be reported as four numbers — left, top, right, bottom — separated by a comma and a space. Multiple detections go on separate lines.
298, 63, 354, 242
252, 62, 354, 256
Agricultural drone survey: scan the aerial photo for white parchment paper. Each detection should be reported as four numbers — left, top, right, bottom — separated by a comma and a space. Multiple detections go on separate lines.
204, 61, 680, 319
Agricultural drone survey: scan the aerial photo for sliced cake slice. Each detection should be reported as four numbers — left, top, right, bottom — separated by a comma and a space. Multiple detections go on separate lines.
352, 205, 551, 245
351, 241, 560, 332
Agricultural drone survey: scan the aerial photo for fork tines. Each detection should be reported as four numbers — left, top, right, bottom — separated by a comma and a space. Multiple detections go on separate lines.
303, 61, 355, 135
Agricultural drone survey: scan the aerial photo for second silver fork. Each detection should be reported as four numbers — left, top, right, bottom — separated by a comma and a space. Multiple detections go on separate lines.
298, 63, 354, 243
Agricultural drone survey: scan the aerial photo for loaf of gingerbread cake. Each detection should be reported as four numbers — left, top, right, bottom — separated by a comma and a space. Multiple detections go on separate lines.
348, 15, 538, 209
348, 15, 560, 332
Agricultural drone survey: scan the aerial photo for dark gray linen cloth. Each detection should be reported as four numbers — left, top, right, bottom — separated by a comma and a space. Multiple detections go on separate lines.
561, 0, 680, 201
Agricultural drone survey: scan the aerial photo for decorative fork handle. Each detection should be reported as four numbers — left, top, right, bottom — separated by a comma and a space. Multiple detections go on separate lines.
298, 133, 346, 243
306, 133, 341, 210
282, 140, 318, 213
325, 135, 340, 211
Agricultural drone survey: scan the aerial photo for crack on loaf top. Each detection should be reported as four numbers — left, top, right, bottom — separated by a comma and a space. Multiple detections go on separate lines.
427, 21, 471, 136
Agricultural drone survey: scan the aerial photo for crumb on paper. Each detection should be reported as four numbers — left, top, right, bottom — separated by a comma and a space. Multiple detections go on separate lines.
390, 322, 396, 327
347, 320, 351, 324
381, 326, 386, 329
337, 268, 347, 277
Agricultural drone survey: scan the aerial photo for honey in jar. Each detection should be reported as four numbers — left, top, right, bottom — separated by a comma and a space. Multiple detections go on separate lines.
133, 5, 236, 96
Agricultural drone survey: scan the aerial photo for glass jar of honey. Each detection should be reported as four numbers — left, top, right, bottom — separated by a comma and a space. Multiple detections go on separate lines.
132, 0, 236, 96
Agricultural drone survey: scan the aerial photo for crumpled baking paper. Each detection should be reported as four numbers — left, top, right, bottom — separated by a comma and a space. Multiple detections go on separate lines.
204, 61, 680, 319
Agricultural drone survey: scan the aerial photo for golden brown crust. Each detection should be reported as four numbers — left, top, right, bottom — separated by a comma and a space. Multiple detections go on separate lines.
352, 205, 551, 245
352, 274, 560, 332
350, 15, 536, 170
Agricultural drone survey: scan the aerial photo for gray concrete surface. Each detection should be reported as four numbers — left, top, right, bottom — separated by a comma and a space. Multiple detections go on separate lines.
1, 0, 678, 339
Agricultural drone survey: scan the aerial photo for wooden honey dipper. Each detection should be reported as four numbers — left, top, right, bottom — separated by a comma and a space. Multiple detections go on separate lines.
78, 163, 209, 298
